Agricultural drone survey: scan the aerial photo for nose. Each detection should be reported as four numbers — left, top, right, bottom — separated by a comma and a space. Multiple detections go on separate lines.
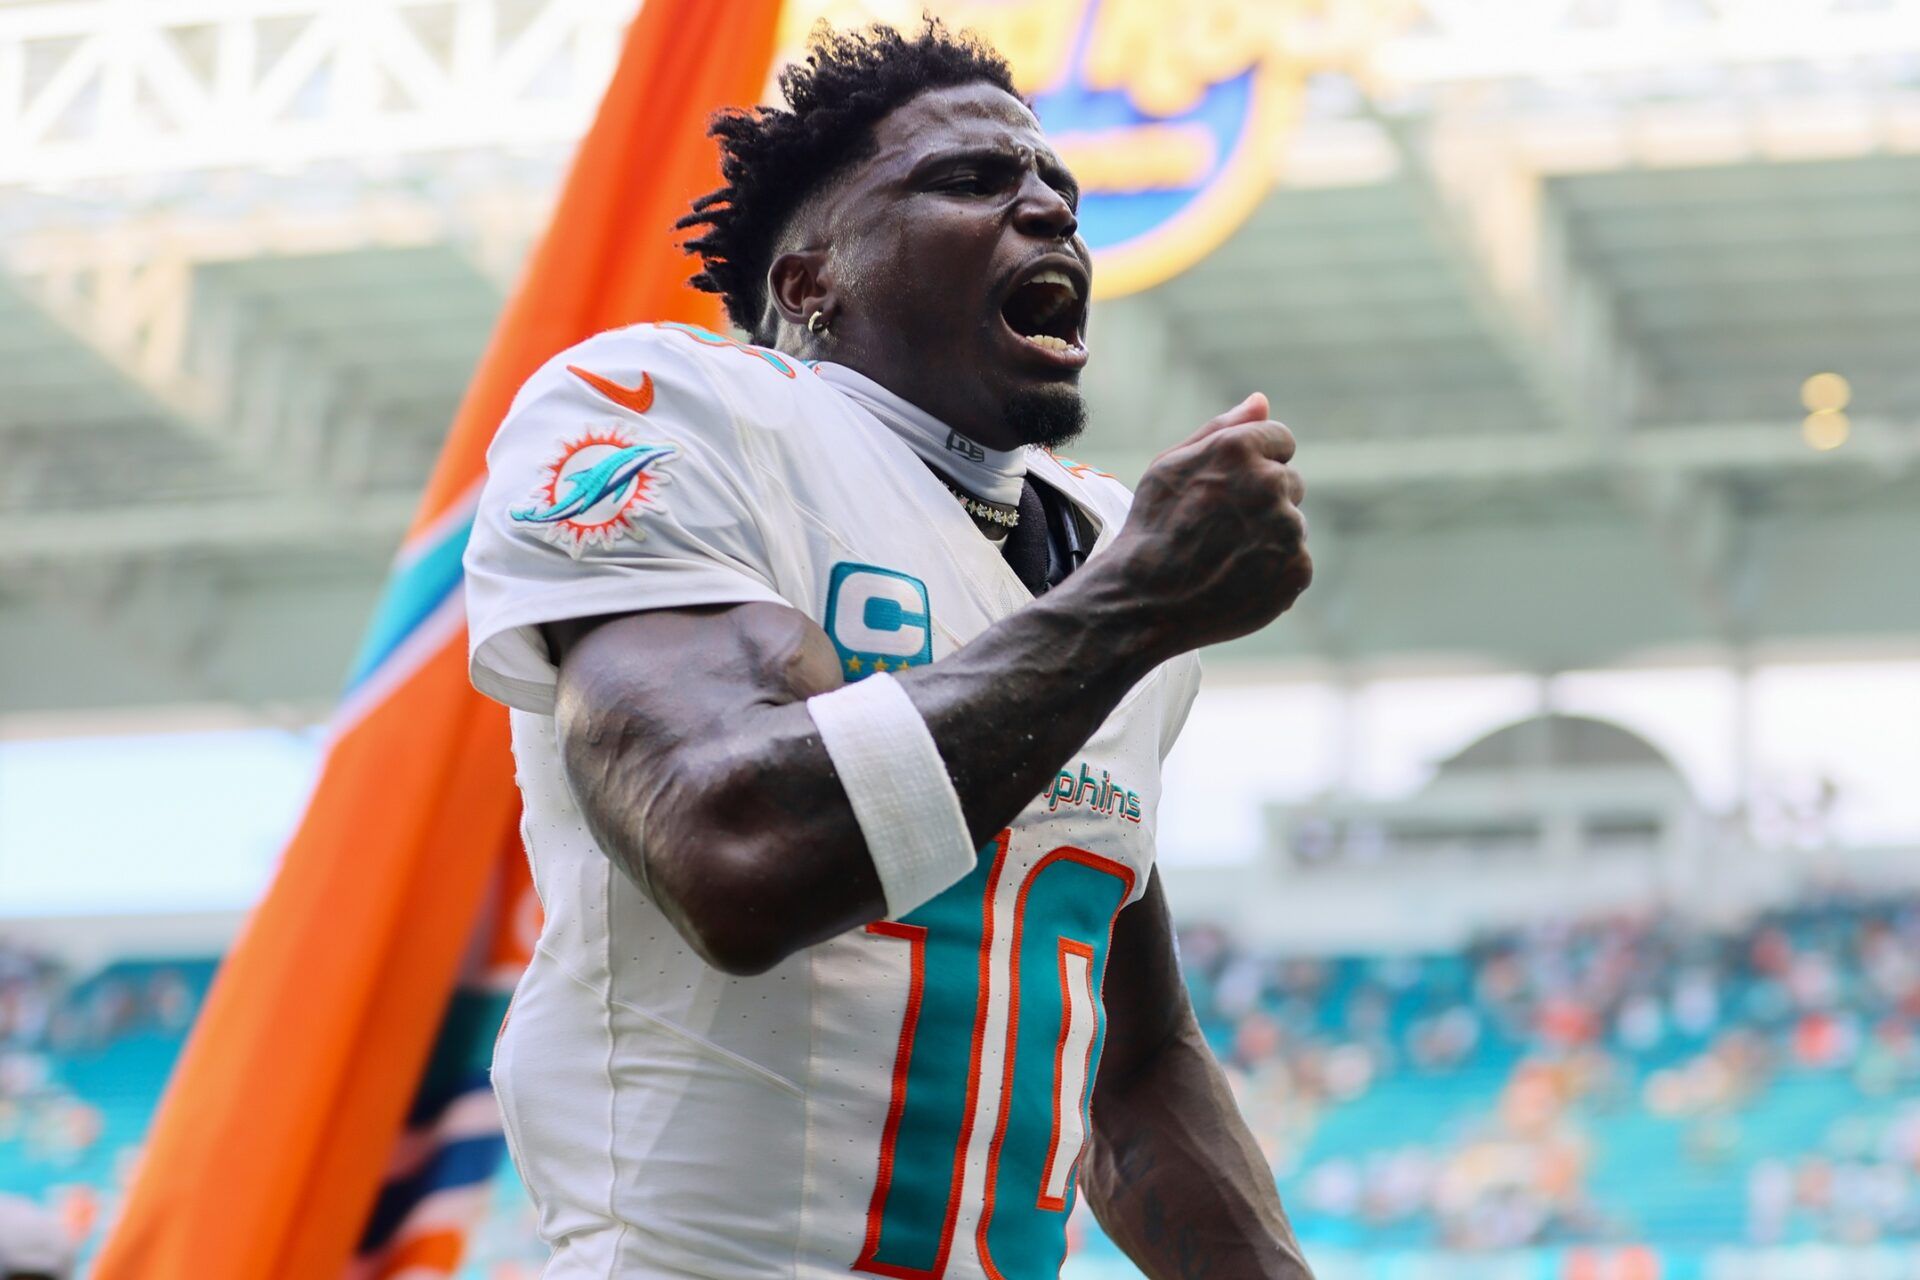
1013, 171, 1077, 241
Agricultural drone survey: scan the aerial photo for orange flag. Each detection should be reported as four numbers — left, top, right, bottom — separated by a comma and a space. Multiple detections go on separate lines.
95, 2, 785, 1276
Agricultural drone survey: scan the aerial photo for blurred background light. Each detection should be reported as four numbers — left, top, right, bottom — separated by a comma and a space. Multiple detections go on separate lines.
1800, 371, 1852, 414
1803, 409, 1851, 450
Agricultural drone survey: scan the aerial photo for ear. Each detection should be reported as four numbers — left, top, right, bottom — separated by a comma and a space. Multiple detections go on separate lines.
767, 249, 832, 329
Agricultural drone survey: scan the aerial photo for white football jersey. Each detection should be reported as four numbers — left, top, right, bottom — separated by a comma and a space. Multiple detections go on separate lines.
464, 321, 1201, 1280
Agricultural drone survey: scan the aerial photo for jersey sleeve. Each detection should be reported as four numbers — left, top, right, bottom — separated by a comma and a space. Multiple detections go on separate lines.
463, 327, 788, 714
1158, 653, 1203, 761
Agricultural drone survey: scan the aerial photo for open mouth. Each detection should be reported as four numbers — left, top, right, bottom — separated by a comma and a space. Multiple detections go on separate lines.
999, 265, 1087, 361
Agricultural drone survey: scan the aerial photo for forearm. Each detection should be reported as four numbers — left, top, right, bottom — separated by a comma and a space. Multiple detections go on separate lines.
1082, 1025, 1313, 1280
556, 560, 1173, 970
904, 554, 1170, 844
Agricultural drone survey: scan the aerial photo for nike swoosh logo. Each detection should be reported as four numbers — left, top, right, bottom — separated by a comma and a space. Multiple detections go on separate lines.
568, 364, 655, 414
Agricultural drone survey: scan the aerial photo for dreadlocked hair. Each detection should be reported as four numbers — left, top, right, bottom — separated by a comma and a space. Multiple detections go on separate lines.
676, 19, 1019, 341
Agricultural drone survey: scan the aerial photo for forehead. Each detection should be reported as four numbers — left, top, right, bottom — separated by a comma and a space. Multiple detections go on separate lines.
864, 81, 1054, 173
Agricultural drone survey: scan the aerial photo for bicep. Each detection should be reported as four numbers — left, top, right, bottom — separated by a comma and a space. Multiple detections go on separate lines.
550, 600, 843, 724
547, 601, 844, 863
543, 600, 885, 973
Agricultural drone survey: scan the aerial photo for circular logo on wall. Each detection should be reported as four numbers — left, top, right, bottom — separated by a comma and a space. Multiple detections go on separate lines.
779, 1, 1412, 298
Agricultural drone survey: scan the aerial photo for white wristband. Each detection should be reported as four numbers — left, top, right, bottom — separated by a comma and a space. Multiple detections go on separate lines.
807, 672, 977, 919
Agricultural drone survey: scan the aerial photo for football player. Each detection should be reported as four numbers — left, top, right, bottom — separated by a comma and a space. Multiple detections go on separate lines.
465, 21, 1315, 1280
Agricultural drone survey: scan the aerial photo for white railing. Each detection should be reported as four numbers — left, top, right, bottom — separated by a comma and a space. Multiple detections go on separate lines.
0, 0, 631, 185
1379, 0, 1920, 84
7, 0, 1920, 186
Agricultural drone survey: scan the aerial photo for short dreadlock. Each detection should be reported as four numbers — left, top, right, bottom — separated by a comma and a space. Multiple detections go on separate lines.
676, 20, 1019, 342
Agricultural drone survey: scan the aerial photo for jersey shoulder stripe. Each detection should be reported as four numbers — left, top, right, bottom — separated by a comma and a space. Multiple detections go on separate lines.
1029, 446, 1134, 528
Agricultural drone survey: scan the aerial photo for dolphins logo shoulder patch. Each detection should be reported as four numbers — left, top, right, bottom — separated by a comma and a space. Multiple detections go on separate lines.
511, 425, 675, 557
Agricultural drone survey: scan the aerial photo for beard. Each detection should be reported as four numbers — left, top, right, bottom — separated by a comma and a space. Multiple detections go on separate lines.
1003, 384, 1087, 450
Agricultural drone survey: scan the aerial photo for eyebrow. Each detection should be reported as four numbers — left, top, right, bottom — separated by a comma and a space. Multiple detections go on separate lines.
912, 144, 1080, 206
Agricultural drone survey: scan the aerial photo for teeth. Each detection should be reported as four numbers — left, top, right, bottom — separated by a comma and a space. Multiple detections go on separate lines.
1029, 268, 1079, 296
1021, 333, 1080, 354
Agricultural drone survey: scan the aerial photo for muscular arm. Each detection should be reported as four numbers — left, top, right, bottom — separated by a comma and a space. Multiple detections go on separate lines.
1081, 871, 1314, 1280
548, 395, 1308, 976
548, 560, 1168, 975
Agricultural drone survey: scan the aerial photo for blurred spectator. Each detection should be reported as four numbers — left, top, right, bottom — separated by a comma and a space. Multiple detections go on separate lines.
0, 942, 211, 1268
1179, 890, 1920, 1251
8, 894, 1920, 1263
0, 1193, 73, 1280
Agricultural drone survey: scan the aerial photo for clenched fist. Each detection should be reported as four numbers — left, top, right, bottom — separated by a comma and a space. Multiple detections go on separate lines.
1104, 393, 1312, 653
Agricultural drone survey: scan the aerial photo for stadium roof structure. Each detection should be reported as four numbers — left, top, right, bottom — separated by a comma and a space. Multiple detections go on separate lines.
4, 0, 1920, 716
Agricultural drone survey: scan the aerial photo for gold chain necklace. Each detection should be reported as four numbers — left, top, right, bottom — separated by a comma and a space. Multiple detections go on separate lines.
938, 477, 1020, 528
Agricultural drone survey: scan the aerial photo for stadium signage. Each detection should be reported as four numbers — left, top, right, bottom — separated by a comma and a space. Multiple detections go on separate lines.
784, 2, 1410, 297
787, 1, 1403, 296
942, 0, 1304, 297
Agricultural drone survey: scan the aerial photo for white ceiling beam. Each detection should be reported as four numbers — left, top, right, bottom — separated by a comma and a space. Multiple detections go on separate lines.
1375, 1, 1920, 84
11, 416, 1910, 567
0, 206, 508, 510
1361, 101, 1789, 644
0, 0, 626, 186
1372, 106, 1642, 443
0, 247, 375, 496
0, 492, 420, 565
0, 566, 384, 714
22, 561, 243, 705
1083, 416, 1920, 492
6, 0, 1918, 196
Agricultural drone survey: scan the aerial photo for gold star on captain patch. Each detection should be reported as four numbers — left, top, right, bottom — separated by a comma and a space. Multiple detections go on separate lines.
844, 656, 863, 675
873, 658, 890, 672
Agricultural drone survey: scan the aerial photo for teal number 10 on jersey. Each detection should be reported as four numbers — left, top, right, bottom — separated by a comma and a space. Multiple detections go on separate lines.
856, 832, 1135, 1280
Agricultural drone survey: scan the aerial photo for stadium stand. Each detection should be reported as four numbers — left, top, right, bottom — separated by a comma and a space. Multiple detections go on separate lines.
6, 894, 1920, 1274
0, 946, 214, 1253
1175, 896, 1920, 1258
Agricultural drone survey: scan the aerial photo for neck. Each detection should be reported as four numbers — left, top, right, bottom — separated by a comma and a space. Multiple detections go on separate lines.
796, 337, 1020, 451
815, 362, 1027, 507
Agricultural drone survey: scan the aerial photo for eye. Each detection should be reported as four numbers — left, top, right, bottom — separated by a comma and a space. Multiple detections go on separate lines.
938, 171, 996, 195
